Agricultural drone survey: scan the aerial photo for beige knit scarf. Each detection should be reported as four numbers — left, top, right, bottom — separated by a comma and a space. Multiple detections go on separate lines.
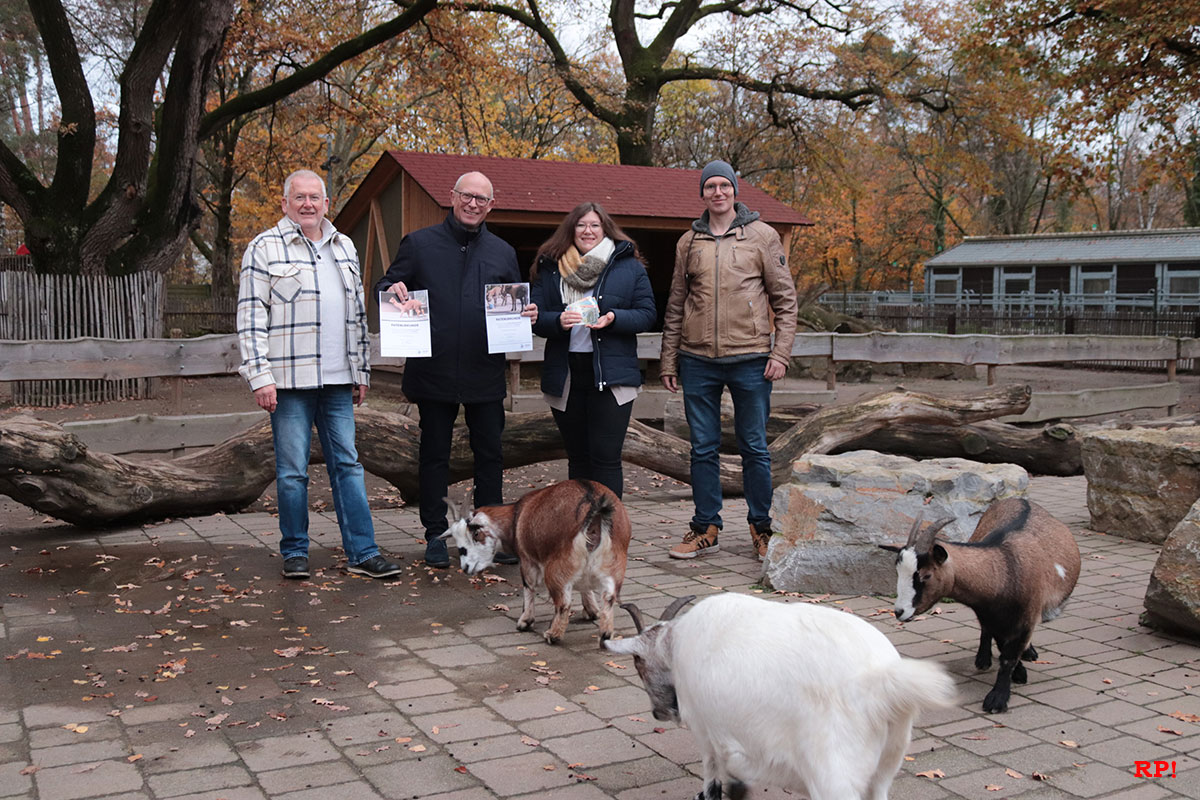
558, 237, 614, 306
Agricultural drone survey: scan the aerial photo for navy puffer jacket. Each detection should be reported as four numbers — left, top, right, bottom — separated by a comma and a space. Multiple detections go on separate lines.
531, 239, 657, 394
375, 213, 520, 403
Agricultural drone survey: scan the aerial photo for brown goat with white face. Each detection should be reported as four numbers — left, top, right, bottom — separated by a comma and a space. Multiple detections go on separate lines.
441, 479, 631, 647
881, 498, 1080, 713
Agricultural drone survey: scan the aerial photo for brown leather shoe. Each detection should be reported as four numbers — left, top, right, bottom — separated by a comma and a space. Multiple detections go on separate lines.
750, 523, 774, 560
669, 524, 720, 559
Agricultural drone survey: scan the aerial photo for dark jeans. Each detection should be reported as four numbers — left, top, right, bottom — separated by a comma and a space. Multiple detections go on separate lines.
417, 398, 505, 537
551, 352, 634, 499
678, 353, 773, 530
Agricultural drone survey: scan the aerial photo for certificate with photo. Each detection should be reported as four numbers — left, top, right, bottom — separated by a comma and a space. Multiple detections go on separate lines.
378, 289, 431, 357
484, 282, 532, 354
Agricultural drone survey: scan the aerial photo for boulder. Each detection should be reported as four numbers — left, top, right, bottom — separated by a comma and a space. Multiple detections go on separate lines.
1143, 497, 1200, 639
1081, 427, 1200, 544
765, 451, 1028, 594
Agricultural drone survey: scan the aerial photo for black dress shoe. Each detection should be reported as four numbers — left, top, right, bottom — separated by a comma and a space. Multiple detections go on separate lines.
347, 554, 403, 578
282, 556, 310, 579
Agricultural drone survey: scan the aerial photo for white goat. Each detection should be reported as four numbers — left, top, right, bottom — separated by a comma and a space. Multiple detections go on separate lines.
605, 593, 956, 800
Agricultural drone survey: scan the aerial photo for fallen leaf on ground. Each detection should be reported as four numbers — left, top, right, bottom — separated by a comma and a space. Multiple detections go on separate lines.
1005, 768, 1023, 778
916, 769, 945, 779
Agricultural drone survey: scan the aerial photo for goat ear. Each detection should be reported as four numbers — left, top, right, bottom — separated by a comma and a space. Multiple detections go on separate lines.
931, 544, 949, 565
603, 636, 645, 656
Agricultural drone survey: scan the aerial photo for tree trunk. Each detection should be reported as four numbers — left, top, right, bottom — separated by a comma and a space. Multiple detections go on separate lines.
0, 385, 1035, 528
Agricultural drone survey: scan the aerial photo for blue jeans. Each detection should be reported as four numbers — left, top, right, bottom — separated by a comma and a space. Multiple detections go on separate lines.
271, 386, 379, 564
679, 354, 773, 530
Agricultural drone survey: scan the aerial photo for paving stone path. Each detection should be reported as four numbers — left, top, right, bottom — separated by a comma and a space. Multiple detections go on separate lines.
1, 475, 1197, 799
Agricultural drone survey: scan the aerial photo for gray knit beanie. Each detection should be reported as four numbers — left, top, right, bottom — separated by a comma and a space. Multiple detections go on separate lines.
699, 160, 738, 197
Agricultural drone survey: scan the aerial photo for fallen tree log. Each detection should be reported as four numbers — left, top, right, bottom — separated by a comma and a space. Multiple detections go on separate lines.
766, 383, 1033, 485
842, 420, 1081, 476
0, 384, 1032, 527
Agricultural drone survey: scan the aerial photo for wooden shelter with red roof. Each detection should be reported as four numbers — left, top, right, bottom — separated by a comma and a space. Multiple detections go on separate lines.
334, 151, 810, 329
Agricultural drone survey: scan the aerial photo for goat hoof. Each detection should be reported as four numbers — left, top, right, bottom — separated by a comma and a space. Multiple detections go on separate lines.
515, 621, 533, 632
982, 688, 1010, 713
543, 633, 561, 645
1022, 645, 1038, 661
1012, 663, 1028, 684
974, 655, 992, 670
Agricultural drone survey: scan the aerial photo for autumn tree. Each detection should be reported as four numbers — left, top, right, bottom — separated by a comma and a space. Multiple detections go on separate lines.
456, 0, 948, 166
0, 0, 436, 277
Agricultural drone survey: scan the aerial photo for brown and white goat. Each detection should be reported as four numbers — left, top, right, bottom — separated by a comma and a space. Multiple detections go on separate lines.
441, 479, 631, 647
881, 498, 1080, 713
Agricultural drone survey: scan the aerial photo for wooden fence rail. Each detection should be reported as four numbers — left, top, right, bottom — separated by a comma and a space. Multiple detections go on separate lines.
2, 331, 1189, 382
1, 332, 1188, 439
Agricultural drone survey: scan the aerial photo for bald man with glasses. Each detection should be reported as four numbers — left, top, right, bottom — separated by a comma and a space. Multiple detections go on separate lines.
376, 172, 537, 567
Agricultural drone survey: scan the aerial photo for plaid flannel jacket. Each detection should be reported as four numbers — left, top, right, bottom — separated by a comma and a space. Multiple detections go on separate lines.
237, 217, 370, 391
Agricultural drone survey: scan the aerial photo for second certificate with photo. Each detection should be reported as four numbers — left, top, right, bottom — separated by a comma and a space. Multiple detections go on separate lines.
379, 289, 431, 357
484, 282, 532, 353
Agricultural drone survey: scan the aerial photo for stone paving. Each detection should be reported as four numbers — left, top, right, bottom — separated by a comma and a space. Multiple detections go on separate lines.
1, 474, 1198, 799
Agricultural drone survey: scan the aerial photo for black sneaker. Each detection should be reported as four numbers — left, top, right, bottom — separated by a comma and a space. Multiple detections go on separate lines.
424, 537, 451, 568
347, 554, 403, 579
493, 551, 519, 565
282, 556, 310, 579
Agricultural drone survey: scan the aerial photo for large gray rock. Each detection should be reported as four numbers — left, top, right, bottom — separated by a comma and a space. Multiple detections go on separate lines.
1144, 498, 1200, 639
1082, 427, 1200, 544
765, 451, 1028, 594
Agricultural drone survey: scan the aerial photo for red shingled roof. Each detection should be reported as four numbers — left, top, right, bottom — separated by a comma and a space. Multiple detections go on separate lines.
384, 151, 810, 225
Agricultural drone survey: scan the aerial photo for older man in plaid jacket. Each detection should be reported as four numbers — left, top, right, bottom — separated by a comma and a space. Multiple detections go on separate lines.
237, 169, 401, 580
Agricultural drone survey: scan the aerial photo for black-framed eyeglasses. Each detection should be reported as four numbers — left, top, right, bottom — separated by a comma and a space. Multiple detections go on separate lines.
453, 189, 493, 206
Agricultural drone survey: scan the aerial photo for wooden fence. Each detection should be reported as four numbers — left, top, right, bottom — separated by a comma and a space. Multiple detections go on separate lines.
164, 285, 236, 336
0, 271, 163, 405
832, 303, 1200, 371
0, 332, 1191, 455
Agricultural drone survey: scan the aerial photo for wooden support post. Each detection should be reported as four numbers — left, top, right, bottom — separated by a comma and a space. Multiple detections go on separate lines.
987, 364, 997, 386
825, 357, 837, 391
506, 359, 520, 411
1167, 358, 1178, 416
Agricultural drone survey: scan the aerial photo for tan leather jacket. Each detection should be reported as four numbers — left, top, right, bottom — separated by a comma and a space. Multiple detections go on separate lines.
660, 205, 798, 376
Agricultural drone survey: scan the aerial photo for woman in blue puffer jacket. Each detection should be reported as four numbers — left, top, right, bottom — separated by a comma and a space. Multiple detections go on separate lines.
530, 202, 657, 498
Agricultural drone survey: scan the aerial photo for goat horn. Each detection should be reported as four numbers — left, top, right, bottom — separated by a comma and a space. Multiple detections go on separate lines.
444, 496, 461, 521
904, 515, 925, 547
913, 516, 955, 552
660, 595, 696, 622
620, 603, 646, 634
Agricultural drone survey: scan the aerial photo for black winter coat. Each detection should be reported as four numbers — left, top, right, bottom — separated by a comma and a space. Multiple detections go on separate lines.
531, 239, 656, 395
375, 214, 520, 403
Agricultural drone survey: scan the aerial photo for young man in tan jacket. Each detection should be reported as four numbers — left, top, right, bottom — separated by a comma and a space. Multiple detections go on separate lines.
659, 160, 798, 560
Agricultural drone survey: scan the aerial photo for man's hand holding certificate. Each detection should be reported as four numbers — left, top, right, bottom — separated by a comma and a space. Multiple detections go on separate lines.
485, 282, 536, 354
379, 288, 431, 357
